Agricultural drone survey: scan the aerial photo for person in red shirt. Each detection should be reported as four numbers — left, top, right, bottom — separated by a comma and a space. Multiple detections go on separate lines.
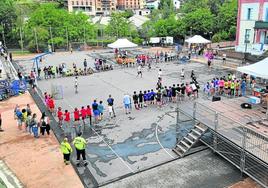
86, 105, 92, 126
57, 107, 63, 128
73, 108, 80, 121
64, 110, 70, 136
80, 106, 87, 126
48, 96, 55, 114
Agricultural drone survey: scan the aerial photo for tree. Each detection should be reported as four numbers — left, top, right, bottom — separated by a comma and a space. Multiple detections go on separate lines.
24, 3, 95, 51
216, 0, 237, 34
106, 12, 137, 38
183, 8, 215, 35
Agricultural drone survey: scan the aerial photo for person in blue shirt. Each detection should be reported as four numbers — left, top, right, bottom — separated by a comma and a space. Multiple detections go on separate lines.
16, 109, 23, 129
241, 79, 247, 96
143, 91, 148, 107
92, 100, 99, 123
98, 101, 104, 120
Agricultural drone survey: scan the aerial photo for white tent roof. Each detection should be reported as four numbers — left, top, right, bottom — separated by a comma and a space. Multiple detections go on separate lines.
108, 38, 138, 49
129, 15, 150, 28
237, 57, 268, 79
185, 35, 211, 44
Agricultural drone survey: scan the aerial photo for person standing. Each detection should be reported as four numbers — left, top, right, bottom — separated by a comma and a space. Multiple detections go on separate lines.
57, 107, 63, 128
83, 59, 87, 75
98, 101, 104, 120
74, 76, 78, 94
107, 95, 116, 118
133, 91, 139, 110
31, 113, 39, 138
60, 137, 73, 165
241, 79, 247, 96
40, 112, 50, 136
64, 110, 71, 136
137, 65, 142, 78
73, 132, 87, 166
92, 100, 99, 123
123, 94, 131, 114
138, 91, 144, 109
86, 105, 92, 126
73, 108, 80, 138
158, 69, 162, 81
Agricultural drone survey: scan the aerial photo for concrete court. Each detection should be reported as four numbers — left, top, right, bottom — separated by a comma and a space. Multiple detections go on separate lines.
17, 50, 238, 185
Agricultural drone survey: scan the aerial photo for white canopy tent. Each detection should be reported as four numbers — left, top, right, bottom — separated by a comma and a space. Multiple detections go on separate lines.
108, 38, 138, 49
237, 57, 268, 79
185, 35, 211, 44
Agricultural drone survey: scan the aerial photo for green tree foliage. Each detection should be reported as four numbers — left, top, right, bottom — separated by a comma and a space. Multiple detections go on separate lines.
0, 0, 17, 31
24, 3, 95, 51
183, 8, 215, 35
106, 12, 138, 38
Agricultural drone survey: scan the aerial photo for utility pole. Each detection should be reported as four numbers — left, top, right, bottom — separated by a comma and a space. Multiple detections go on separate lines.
49, 26, 54, 52
66, 27, 69, 51
1, 23, 6, 48
34, 28, 39, 53
19, 27, 24, 53
83, 26, 86, 45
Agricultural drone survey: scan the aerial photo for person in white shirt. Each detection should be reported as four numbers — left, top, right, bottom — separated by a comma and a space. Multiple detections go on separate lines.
158, 69, 162, 80
74, 76, 78, 94
137, 65, 142, 78
180, 68, 185, 79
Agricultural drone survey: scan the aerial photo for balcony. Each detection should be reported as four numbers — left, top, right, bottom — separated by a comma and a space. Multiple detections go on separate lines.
254, 21, 268, 29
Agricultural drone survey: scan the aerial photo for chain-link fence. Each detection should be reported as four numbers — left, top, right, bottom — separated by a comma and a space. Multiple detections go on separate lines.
3, 26, 116, 53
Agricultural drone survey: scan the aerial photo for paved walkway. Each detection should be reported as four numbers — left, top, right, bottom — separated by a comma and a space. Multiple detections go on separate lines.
0, 93, 83, 188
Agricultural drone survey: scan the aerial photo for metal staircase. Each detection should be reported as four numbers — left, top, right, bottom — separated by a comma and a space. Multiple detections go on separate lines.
173, 123, 207, 157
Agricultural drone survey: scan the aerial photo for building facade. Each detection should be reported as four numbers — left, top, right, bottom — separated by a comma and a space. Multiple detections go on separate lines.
67, 0, 116, 16
236, 0, 268, 54
117, 0, 143, 10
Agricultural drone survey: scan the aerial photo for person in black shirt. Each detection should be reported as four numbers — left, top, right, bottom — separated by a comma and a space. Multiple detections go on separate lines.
138, 91, 144, 108
107, 95, 116, 117
133, 91, 139, 110
171, 84, 176, 103
156, 90, 162, 108
181, 83, 186, 101
176, 84, 181, 101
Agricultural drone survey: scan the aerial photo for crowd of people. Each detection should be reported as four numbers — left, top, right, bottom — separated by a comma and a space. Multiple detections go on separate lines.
14, 104, 51, 138
203, 73, 248, 98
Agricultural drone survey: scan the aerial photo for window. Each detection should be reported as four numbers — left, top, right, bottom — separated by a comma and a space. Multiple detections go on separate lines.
81, 1, 83, 5
265, 8, 268, 21
247, 8, 252, 20
90, 2, 92, 5
86, 1, 88, 5
245, 29, 251, 43
72, 1, 74, 5
76, 1, 79, 5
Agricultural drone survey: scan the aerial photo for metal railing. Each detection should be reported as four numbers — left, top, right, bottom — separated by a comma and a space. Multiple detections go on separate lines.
180, 102, 268, 188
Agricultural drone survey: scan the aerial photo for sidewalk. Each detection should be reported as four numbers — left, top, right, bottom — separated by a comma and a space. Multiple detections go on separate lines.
0, 92, 83, 188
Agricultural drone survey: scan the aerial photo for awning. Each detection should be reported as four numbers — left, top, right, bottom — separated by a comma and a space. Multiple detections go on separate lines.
108, 38, 138, 49
185, 35, 211, 44
237, 57, 268, 79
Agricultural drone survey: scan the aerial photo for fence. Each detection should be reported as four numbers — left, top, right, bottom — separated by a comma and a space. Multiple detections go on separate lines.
179, 102, 268, 188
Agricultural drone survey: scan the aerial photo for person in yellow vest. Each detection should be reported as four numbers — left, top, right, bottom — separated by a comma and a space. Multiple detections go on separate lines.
73, 132, 87, 166
60, 137, 72, 165
224, 80, 228, 95
230, 80, 235, 96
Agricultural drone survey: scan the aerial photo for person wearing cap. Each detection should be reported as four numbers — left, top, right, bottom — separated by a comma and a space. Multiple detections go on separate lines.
73, 132, 87, 166
60, 137, 73, 165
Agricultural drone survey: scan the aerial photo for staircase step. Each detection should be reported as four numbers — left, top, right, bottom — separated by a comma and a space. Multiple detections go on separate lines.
188, 133, 198, 140
195, 124, 206, 132
192, 129, 202, 136
172, 148, 183, 156
176, 144, 187, 153
184, 137, 194, 144
181, 140, 191, 148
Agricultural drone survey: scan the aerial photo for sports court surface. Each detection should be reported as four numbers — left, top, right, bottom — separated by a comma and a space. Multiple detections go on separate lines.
17, 49, 236, 185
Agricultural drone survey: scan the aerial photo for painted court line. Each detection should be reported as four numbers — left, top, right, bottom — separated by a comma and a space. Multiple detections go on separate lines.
155, 123, 176, 159
62, 99, 135, 174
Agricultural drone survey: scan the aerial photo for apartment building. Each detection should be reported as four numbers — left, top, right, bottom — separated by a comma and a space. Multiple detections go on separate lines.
236, 0, 268, 54
67, 0, 116, 16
